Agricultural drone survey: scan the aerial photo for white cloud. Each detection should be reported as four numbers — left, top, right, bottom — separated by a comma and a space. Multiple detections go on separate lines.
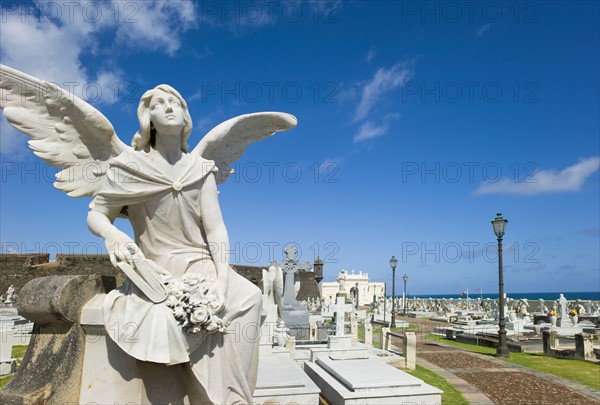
0, 120, 28, 158
114, 1, 198, 55
474, 157, 600, 196
319, 157, 343, 174
353, 113, 399, 143
0, 1, 197, 102
365, 46, 376, 62
476, 23, 491, 37
353, 61, 415, 122
194, 106, 227, 136
0, 1, 199, 157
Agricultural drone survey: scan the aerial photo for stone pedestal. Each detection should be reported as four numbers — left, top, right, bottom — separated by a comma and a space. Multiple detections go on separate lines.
260, 302, 278, 345
0, 317, 16, 376
254, 345, 320, 405
328, 335, 352, 349
364, 322, 373, 346
0, 275, 108, 405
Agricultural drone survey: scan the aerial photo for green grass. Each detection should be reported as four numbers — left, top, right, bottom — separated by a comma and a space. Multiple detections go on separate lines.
504, 353, 600, 391
425, 335, 600, 391
425, 334, 496, 355
405, 365, 468, 405
0, 375, 12, 389
0, 345, 28, 389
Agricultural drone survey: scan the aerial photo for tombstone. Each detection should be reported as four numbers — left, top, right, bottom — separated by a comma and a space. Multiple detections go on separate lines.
364, 321, 373, 346
285, 336, 296, 359
275, 245, 311, 336
329, 295, 354, 349
0, 318, 17, 375
350, 314, 358, 345
274, 320, 290, 348
403, 332, 417, 370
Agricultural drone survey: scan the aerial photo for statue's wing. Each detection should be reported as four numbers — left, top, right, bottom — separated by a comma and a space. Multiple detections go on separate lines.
274, 266, 284, 316
0, 64, 128, 197
193, 112, 297, 183
262, 268, 271, 296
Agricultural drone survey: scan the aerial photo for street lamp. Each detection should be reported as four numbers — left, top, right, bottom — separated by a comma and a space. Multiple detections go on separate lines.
403, 274, 408, 315
389, 256, 398, 327
492, 213, 510, 357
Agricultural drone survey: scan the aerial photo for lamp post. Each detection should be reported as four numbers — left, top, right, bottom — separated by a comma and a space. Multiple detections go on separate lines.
403, 274, 408, 315
492, 213, 510, 357
389, 256, 398, 328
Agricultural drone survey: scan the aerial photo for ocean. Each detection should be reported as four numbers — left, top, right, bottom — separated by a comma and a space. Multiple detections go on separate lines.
407, 292, 600, 301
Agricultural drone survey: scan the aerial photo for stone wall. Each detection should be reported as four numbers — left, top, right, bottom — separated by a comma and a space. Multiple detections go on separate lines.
0, 254, 321, 300
0, 254, 121, 295
230, 264, 320, 301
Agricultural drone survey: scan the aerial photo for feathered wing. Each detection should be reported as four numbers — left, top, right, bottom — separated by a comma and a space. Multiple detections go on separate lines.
262, 268, 272, 299
193, 112, 297, 183
0, 64, 128, 197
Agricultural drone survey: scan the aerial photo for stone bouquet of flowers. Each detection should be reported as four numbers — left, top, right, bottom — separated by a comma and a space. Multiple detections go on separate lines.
164, 273, 228, 334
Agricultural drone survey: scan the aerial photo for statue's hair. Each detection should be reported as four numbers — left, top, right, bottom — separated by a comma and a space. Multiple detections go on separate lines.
132, 84, 193, 151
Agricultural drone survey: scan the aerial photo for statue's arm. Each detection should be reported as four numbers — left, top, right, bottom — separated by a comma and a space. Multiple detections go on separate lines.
200, 172, 230, 311
87, 204, 144, 267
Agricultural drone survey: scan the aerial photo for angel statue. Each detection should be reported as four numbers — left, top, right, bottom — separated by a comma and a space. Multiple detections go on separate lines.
262, 262, 284, 317
0, 65, 297, 404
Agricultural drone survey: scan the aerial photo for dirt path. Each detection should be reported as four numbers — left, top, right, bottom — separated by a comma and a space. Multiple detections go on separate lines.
385, 317, 600, 405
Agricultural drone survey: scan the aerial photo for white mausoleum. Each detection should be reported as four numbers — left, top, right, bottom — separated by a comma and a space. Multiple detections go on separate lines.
320, 269, 386, 306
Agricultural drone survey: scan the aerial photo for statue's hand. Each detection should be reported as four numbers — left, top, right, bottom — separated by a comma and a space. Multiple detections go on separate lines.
208, 277, 228, 315
104, 229, 145, 267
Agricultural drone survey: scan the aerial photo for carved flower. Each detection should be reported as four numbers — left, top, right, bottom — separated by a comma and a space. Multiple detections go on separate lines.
182, 273, 202, 287
172, 304, 186, 320
190, 306, 211, 325
170, 288, 185, 300
166, 295, 179, 307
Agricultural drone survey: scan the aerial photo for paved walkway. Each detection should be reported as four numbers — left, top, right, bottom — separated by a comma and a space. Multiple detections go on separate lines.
385, 318, 600, 405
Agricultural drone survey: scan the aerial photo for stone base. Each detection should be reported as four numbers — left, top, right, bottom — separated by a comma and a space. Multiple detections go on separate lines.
304, 356, 441, 405
407, 311, 434, 319
78, 294, 207, 404
0, 359, 16, 375
328, 335, 352, 349
281, 306, 310, 329
288, 325, 328, 342
549, 326, 584, 335
253, 346, 320, 405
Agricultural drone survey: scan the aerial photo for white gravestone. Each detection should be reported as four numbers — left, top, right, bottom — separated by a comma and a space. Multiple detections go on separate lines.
329, 296, 354, 349
364, 321, 373, 346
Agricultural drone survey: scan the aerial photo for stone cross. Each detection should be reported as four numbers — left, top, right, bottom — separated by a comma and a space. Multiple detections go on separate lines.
333, 296, 353, 336
279, 245, 311, 306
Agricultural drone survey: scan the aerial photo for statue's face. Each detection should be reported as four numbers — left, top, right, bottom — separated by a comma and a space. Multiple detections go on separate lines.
149, 89, 185, 133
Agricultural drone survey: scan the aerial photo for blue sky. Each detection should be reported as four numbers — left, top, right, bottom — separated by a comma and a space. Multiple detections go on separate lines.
1, 0, 598, 295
